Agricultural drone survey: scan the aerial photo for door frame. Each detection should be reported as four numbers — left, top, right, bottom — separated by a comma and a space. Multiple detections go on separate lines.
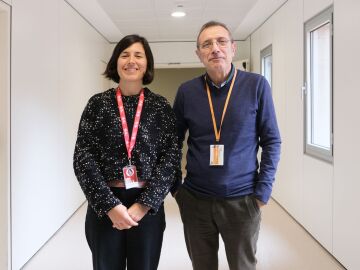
0, 1, 11, 269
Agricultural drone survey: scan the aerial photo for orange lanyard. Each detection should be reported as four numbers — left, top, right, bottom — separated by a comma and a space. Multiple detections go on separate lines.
205, 69, 237, 143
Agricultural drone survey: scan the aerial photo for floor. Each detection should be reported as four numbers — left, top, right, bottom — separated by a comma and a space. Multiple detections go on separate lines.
22, 197, 345, 270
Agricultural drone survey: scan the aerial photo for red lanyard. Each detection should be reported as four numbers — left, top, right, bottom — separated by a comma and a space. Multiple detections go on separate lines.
116, 87, 144, 163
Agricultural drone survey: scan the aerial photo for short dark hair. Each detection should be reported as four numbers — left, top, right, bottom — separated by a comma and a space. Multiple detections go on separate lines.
104, 34, 154, 85
196, 21, 234, 48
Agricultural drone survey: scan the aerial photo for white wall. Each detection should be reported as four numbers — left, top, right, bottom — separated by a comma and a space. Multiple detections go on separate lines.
333, 1, 360, 269
0, 2, 11, 269
304, 0, 332, 21
11, 0, 109, 269
251, 0, 360, 269
251, 0, 306, 224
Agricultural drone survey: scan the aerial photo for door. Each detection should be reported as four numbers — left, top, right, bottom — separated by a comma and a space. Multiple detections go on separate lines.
0, 1, 11, 269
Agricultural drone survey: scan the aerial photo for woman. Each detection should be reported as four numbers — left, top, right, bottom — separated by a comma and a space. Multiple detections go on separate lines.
73, 34, 180, 270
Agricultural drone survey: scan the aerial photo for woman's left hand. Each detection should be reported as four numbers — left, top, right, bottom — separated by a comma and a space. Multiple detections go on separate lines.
128, 203, 150, 222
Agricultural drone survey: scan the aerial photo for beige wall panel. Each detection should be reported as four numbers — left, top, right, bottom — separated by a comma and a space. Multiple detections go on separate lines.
333, 0, 360, 269
271, 0, 305, 222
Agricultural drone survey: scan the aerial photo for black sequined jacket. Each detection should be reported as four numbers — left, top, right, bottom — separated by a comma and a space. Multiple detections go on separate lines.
73, 88, 180, 217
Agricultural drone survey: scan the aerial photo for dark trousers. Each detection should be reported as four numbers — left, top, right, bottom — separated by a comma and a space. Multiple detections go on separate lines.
85, 188, 166, 270
175, 186, 261, 270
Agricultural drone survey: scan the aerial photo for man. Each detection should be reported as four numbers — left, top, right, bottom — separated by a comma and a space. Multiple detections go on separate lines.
172, 21, 281, 270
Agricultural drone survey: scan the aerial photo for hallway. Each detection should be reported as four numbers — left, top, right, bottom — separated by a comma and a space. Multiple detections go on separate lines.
23, 197, 345, 270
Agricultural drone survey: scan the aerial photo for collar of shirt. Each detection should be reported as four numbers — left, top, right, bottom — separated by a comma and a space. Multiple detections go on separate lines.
205, 64, 235, 89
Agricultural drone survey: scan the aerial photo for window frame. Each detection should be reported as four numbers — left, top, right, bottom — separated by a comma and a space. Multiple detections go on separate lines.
303, 6, 333, 162
260, 44, 273, 87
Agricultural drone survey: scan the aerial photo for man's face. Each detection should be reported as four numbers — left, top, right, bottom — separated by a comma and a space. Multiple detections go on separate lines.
196, 26, 236, 75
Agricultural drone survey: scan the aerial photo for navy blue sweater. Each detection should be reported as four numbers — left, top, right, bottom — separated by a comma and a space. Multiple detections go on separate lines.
173, 69, 281, 203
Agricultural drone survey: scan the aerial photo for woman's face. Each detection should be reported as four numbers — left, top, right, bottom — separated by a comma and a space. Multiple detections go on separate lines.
117, 42, 147, 83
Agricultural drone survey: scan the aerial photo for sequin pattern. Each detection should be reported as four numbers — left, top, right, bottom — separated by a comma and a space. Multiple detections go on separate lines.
73, 88, 180, 217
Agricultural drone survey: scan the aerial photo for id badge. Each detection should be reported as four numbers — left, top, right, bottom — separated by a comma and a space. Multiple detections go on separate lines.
210, 144, 224, 166
122, 165, 140, 189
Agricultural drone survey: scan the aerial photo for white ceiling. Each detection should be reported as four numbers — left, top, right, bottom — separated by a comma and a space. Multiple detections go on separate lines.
66, 0, 287, 43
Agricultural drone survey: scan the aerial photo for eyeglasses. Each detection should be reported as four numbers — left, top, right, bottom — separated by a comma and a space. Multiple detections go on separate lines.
199, 38, 231, 50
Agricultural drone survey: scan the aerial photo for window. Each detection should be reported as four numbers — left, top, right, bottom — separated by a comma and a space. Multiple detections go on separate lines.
304, 6, 333, 162
261, 45, 272, 87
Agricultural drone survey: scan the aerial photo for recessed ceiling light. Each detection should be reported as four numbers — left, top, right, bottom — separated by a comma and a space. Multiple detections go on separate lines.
171, 5, 186, 17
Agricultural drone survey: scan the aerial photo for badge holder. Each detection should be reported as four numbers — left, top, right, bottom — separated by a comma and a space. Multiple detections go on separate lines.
210, 144, 224, 166
123, 163, 140, 189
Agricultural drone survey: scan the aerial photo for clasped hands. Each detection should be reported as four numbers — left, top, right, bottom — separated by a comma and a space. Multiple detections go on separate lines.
107, 203, 150, 230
